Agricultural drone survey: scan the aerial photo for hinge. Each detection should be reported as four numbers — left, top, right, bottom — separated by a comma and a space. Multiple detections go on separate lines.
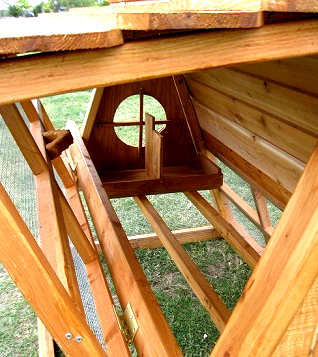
113, 303, 138, 344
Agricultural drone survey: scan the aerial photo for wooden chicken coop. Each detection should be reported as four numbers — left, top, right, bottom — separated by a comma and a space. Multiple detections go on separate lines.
0, 0, 318, 355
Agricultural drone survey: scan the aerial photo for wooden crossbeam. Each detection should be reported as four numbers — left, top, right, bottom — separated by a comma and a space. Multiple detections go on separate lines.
185, 191, 261, 268
67, 120, 182, 356
210, 144, 318, 357
134, 195, 231, 332
0, 181, 107, 356
1, 19, 318, 106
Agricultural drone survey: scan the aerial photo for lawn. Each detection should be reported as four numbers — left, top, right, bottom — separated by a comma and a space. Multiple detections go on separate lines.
0, 91, 281, 356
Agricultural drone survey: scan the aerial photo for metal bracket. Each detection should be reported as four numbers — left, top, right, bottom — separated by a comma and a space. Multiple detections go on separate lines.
113, 303, 138, 344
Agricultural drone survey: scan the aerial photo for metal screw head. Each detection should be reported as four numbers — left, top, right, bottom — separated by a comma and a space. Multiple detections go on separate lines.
65, 333, 72, 340
75, 336, 83, 343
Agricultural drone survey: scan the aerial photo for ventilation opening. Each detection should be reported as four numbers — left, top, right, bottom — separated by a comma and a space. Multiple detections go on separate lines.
114, 94, 166, 147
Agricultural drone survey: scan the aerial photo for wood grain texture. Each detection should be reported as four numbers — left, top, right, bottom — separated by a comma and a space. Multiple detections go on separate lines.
185, 76, 317, 164
194, 101, 304, 195
0, 182, 106, 356
265, 0, 318, 12
203, 130, 291, 209
0, 17, 123, 55
67, 120, 183, 357
185, 191, 261, 269
135, 195, 231, 332
210, 144, 318, 357
1, 19, 318, 106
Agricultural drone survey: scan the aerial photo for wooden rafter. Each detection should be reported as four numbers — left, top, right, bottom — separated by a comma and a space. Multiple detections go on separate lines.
211, 144, 318, 356
1, 19, 318, 106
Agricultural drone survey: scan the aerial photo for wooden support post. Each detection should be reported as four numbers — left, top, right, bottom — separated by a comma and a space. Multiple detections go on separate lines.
134, 195, 230, 332
25, 100, 130, 355
251, 187, 274, 241
185, 191, 261, 269
0, 181, 107, 356
0, 104, 97, 265
210, 144, 318, 357
173, 75, 206, 154
145, 113, 163, 179
67, 120, 182, 356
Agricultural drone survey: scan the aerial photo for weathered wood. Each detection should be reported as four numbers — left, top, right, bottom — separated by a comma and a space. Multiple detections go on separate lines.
81, 88, 104, 142
67, 120, 182, 356
0, 181, 107, 356
135, 195, 231, 332
194, 102, 304, 195
145, 113, 163, 179
173, 75, 206, 153
185, 76, 317, 163
185, 191, 261, 269
1, 19, 318, 106
210, 144, 318, 357
0, 17, 123, 55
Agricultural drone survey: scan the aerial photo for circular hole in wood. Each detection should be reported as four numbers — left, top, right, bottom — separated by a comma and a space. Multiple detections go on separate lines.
114, 94, 166, 147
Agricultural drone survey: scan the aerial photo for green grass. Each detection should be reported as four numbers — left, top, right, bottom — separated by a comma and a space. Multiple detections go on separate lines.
0, 91, 281, 356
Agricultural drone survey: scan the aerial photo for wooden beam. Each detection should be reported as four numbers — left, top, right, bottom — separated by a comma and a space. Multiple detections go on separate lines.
264, 0, 318, 12
173, 75, 206, 153
210, 144, 318, 357
0, 181, 107, 356
67, 120, 182, 356
1, 19, 318, 105
81, 88, 104, 142
0, 17, 122, 55
145, 113, 163, 179
185, 191, 261, 269
41, 10, 263, 31
134, 195, 231, 332
0, 104, 97, 264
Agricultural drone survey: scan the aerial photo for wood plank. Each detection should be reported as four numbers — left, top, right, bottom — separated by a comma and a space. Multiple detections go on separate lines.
0, 17, 122, 55
186, 76, 317, 163
67, 120, 183, 356
70, 0, 263, 12
81, 88, 104, 142
1, 19, 318, 105
188, 67, 318, 138
0, 104, 97, 264
203, 130, 291, 208
273, 276, 318, 356
251, 187, 274, 240
210, 144, 318, 357
173, 75, 206, 153
0, 181, 107, 356
134, 195, 231, 332
41, 10, 263, 31
265, 0, 318, 12
95, 225, 220, 251
102, 166, 223, 198
185, 191, 261, 268
194, 101, 304, 194
234, 56, 318, 96
145, 113, 163, 179
38, 321, 55, 357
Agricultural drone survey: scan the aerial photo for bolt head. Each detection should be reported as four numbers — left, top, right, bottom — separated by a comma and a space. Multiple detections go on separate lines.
65, 333, 72, 340
75, 336, 83, 343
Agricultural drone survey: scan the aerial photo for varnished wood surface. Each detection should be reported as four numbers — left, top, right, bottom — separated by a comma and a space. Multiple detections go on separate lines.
1, 19, 318, 105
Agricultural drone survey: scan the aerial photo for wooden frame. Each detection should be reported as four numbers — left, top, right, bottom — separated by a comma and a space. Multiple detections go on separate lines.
1, 5, 318, 356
